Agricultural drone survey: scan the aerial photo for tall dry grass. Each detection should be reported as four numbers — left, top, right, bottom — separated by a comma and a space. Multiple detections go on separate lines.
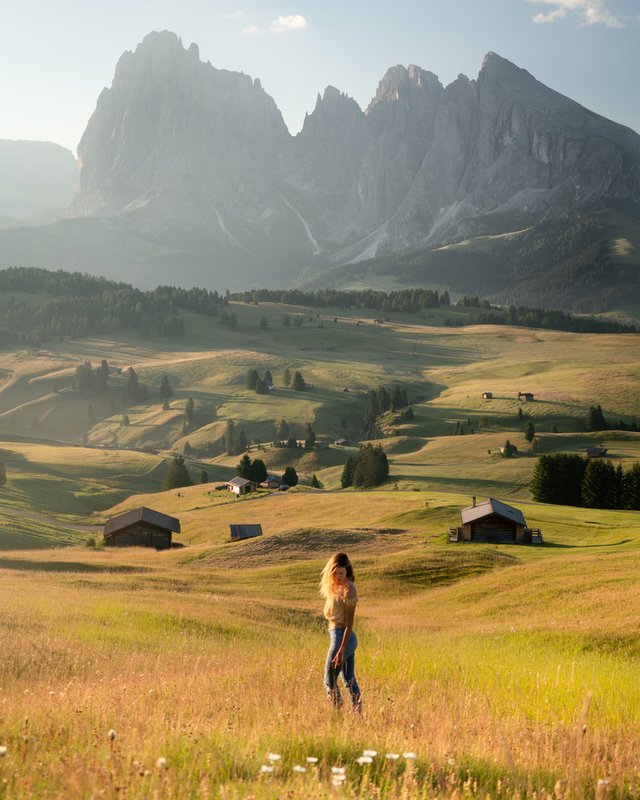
1, 545, 640, 798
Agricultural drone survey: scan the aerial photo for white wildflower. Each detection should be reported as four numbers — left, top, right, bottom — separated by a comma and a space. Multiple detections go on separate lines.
356, 756, 373, 765
0, 746, 7, 757
331, 774, 347, 787
402, 751, 417, 760
266, 752, 281, 762
362, 749, 377, 758
156, 757, 168, 769
331, 766, 346, 774
292, 765, 307, 773
306, 756, 319, 764
108, 729, 117, 741
385, 753, 400, 760
260, 765, 274, 774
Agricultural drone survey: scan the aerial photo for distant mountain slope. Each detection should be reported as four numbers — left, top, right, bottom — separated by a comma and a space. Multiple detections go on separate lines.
0, 140, 78, 219
0, 31, 638, 307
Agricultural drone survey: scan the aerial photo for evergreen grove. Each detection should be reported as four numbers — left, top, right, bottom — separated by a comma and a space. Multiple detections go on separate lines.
341, 444, 390, 489
531, 453, 640, 509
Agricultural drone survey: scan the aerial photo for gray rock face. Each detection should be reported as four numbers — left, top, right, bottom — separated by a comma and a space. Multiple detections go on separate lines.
64, 33, 640, 284
0, 140, 78, 219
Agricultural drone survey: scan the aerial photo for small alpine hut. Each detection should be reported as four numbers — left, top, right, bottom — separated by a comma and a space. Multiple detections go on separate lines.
482, 391, 493, 400
226, 476, 255, 496
459, 497, 530, 544
103, 507, 180, 549
230, 524, 263, 541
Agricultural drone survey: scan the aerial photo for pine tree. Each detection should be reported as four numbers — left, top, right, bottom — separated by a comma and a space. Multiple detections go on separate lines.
292, 371, 306, 391
159, 374, 172, 399
236, 454, 253, 479
225, 420, 236, 455
200, 469, 209, 484
246, 369, 259, 390
283, 367, 291, 387
282, 466, 298, 486
341, 458, 355, 488
624, 463, 640, 509
250, 458, 268, 484
121, 413, 130, 426
403, 406, 414, 421
502, 439, 516, 458
162, 456, 192, 490
304, 423, 316, 450
124, 367, 141, 404
286, 435, 298, 449
265, 370, 273, 386
277, 419, 290, 441
581, 459, 617, 509
586, 404, 607, 431
184, 397, 195, 429
310, 474, 320, 488
525, 421, 536, 442
236, 429, 248, 453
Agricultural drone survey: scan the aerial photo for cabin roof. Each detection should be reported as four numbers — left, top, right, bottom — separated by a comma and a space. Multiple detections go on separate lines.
104, 506, 181, 535
227, 476, 253, 487
460, 497, 526, 527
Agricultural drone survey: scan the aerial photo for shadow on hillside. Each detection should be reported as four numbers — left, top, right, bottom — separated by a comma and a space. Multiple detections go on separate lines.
0, 558, 151, 573
541, 539, 632, 549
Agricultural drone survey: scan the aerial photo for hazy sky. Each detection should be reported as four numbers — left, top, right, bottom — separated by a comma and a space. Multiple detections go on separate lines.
2, 0, 639, 154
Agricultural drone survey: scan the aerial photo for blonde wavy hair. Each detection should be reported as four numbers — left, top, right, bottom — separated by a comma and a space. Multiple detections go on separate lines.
319, 552, 355, 599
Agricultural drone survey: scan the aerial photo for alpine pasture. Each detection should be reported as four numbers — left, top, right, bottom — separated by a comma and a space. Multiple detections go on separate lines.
1, 297, 640, 798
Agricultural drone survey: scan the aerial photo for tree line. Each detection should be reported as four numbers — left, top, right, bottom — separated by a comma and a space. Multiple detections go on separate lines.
531, 453, 640, 509
341, 444, 390, 489
230, 284, 636, 334
0, 267, 229, 347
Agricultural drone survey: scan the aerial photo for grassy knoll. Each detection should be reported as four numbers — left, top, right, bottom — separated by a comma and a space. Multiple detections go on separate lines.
2, 500, 640, 797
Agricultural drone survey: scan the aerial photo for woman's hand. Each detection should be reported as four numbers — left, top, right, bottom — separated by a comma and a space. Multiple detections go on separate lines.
332, 649, 344, 669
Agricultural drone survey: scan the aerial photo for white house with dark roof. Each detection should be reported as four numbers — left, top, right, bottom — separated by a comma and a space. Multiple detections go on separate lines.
226, 476, 256, 496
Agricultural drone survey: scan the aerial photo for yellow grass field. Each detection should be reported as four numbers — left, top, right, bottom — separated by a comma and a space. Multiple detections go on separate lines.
2, 490, 640, 798
1, 306, 640, 797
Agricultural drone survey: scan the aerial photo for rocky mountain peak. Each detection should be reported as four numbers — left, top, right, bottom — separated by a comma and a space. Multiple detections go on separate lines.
367, 64, 443, 113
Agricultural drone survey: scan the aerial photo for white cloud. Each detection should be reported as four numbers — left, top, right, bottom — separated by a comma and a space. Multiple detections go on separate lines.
242, 13, 308, 35
528, 0, 628, 27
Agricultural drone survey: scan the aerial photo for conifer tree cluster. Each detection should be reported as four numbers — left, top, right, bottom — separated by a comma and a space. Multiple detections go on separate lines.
246, 369, 273, 394
162, 455, 192, 490
531, 454, 640, 509
224, 420, 248, 456
585, 404, 607, 431
73, 360, 110, 395
363, 385, 410, 438
341, 444, 390, 489
236, 454, 268, 484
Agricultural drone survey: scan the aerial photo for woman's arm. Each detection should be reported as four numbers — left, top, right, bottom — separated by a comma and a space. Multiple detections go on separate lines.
331, 596, 356, 668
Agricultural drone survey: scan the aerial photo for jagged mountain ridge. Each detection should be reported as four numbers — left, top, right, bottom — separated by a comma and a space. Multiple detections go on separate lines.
2, 30, 639, 304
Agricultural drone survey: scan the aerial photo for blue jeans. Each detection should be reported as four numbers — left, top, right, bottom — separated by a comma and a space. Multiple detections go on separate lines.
324, 627, 361, 708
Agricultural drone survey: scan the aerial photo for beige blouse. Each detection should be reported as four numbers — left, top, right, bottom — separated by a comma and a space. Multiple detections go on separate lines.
323, 581, 358, 629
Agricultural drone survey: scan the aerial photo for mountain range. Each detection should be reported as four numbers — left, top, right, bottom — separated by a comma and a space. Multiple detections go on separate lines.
1, 30, 638, 309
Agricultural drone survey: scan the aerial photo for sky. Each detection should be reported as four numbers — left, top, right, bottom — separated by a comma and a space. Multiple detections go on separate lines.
1, 0, 639, 155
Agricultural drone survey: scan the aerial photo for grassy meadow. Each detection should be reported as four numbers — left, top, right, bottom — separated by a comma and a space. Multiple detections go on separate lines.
1, 299, 640, 796
2, 495, 640, 798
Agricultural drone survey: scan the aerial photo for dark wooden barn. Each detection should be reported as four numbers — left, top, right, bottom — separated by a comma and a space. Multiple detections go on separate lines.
459, 497, 529, 544
103, 507, 181, 549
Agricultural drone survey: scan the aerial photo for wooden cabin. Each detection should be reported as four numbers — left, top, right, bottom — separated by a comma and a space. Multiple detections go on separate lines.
230, 524, 263, 541
459, 497, 530, 544
262, 475, 282, 489
103, 507, 180, 549
482, 391, 493, 399
226, 477, 256, 496
586, 446, 608, 458
518, 391, 535, 402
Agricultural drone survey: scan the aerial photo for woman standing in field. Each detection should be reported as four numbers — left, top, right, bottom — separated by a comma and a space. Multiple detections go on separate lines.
320, 552, 362, 711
